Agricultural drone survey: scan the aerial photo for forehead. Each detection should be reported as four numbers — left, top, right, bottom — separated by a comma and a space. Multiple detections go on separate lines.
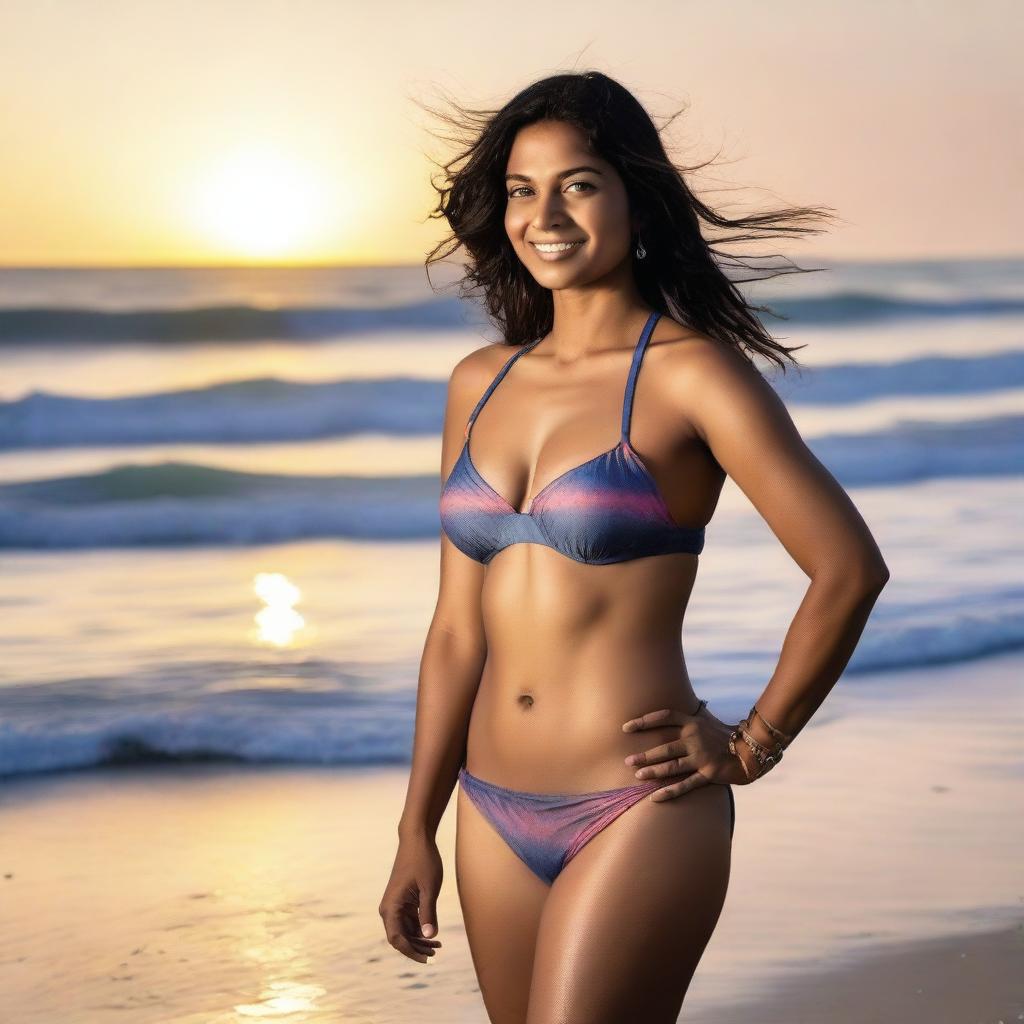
505, 120, 607, 173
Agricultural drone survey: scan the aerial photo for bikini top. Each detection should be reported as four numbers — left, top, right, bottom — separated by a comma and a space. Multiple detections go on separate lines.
439, 310, 706, 566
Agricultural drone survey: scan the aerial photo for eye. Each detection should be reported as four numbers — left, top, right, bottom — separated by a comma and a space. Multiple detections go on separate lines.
506, 181, 597, 199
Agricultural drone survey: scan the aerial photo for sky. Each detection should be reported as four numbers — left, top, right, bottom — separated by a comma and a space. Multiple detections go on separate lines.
0, 0, 1020, 266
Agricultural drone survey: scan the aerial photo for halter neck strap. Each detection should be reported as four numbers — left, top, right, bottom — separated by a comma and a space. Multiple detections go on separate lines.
620, 311, 661, 442
464, 337, 543, 440
463, 310, 661, 444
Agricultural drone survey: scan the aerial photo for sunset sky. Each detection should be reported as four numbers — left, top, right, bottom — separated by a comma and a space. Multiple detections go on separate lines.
1, 0, 1019, 266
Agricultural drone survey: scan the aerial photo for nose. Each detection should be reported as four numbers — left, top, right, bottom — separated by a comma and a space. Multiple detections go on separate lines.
530, 189, 569, 231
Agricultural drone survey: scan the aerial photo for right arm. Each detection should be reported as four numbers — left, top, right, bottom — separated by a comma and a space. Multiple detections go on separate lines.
398, 347, 491, 840
379, 346, 492, 962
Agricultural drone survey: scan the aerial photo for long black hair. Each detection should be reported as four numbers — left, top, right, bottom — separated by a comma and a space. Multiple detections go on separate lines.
420, 71, 837, 373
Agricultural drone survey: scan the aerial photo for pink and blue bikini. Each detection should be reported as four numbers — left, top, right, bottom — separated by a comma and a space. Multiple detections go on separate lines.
439, 309, 706, 565
440, 310, 734, 886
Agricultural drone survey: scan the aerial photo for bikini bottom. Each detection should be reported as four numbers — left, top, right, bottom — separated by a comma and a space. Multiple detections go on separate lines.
458, 764, 735, 887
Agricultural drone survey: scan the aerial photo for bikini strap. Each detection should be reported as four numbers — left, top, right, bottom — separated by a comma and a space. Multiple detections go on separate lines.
464, 337, 543, 440
620, 310, 661, 442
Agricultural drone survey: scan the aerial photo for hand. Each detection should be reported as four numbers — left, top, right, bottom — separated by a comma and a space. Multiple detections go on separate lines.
378, 835, 444, 963
622, 703, 750, 800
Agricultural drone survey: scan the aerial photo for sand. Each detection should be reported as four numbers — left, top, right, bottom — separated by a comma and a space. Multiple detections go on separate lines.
687, 922, 1024, 1024
1, 648, 1022, 1023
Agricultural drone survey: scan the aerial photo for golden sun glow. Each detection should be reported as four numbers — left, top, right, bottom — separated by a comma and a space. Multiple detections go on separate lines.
189, 147, 328, 260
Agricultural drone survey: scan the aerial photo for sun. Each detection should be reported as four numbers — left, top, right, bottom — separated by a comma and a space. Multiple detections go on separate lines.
190, 146, 327, 260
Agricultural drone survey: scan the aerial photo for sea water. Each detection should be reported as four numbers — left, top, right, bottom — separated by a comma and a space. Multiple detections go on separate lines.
1, 258, 1022, 778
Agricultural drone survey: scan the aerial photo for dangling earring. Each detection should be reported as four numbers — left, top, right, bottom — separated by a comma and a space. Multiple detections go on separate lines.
635, 233, 647, 260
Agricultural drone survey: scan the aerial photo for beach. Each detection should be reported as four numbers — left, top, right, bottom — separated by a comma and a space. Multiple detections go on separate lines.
1, 0, 1021, 1015
2, 646, 1021, 1023
2, 260, 1022, 1021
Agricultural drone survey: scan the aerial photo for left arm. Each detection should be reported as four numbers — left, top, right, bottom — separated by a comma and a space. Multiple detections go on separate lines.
686, 340, 890, 755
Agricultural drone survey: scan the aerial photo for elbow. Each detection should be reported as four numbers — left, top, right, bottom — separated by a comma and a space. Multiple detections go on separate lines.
848, 557, 891, 595
812, 556, 890, 595
864, 553, 891, 590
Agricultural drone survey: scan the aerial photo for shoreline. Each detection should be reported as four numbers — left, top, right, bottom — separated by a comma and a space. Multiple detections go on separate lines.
2, 649, 1022, 1022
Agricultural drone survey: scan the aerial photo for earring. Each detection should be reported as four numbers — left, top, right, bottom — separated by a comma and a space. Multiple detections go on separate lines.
635, 234, 647, 260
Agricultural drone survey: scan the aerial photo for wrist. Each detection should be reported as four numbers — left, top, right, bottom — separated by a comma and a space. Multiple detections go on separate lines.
743, 716, 779, 750
730, 740, 756, 780
729, 710, 787, 781
398, 820, 437, 843
748, 702, 796, 748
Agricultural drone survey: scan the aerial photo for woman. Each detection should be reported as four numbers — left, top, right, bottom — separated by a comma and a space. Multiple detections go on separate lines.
379, 72, 889, 1023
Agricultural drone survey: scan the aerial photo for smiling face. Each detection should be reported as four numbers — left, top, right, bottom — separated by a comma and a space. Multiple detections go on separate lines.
503, 119, 636, 290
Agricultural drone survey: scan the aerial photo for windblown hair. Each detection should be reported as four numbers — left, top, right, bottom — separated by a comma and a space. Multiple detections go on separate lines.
420, 71, 838, 372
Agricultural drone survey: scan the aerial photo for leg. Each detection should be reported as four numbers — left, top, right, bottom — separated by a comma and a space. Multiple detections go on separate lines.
525, 783, 734, 1024
455, 784, 549, 1024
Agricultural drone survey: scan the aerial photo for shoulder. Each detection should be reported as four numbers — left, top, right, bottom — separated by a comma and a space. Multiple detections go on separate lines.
647, 315, 763, 381
647, 316, 776, 389
645, 315, 786, 441
447, 339, 516, 403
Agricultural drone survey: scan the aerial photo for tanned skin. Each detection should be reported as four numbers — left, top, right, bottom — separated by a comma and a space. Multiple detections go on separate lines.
380, 119, 889, 1024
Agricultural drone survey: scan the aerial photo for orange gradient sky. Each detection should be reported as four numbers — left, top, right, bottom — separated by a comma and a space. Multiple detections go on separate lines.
0, 0, 1019, 266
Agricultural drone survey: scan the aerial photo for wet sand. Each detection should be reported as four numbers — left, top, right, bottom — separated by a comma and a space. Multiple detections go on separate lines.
687, 922, 1024, 1024
1, 649, 1021, 1023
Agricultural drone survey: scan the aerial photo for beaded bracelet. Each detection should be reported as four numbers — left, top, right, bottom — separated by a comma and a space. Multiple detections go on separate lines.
729, 722, 783, 779
728, 707, 789, 781
728, 719, 757, 780
738, 725, 784, 774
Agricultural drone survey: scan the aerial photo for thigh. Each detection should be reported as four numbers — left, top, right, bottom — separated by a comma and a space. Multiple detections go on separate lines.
455, 786, 550, 1024
525, 783, 733, 1024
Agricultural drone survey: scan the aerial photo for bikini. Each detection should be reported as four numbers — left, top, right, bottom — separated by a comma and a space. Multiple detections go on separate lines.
440, 310, 734, 886
439, 309, 707, 565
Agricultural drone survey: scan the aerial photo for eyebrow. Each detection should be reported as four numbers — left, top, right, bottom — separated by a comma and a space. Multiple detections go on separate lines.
504, 165, 605, 183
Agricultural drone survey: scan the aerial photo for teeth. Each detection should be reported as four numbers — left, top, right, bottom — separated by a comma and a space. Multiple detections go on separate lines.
534, 241, 582, 252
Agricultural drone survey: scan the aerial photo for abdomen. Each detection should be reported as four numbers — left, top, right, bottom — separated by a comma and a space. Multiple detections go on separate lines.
466, 546, 701, 792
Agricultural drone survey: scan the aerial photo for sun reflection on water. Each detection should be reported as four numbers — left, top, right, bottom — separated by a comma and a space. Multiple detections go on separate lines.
234, 978, 327, 1017
253, 572, 306, 647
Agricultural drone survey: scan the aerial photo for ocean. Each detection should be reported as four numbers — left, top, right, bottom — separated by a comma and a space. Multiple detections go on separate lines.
1, 257, 1022, 780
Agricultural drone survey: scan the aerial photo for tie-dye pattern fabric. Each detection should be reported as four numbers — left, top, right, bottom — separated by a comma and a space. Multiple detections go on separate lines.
439, 311, 706, 565
458, 765, 735, 886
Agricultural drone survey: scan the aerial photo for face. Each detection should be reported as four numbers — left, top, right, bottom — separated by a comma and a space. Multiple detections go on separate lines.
503, 120, 636, 289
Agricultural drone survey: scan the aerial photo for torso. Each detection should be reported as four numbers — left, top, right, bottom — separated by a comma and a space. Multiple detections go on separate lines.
451, 313, 726, 791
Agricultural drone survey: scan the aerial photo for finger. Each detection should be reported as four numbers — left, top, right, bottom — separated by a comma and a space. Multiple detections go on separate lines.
400, 901, 439, 947
625, 739, 687, 767
622, 708, 683, 732
633, 754, 695, 780
405, 918, 443, 948
650, 770, 711, 802
391, 903, 441, 952
409, 936, 440, 953
417, 891, 439, 939
404, 923, 442, 947
395, 935, 431, 962
383, 910, 432, 963
396, 929, 437, 959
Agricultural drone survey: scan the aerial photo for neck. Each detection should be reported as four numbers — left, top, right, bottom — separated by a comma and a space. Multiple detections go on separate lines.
544, 287, 651, 363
